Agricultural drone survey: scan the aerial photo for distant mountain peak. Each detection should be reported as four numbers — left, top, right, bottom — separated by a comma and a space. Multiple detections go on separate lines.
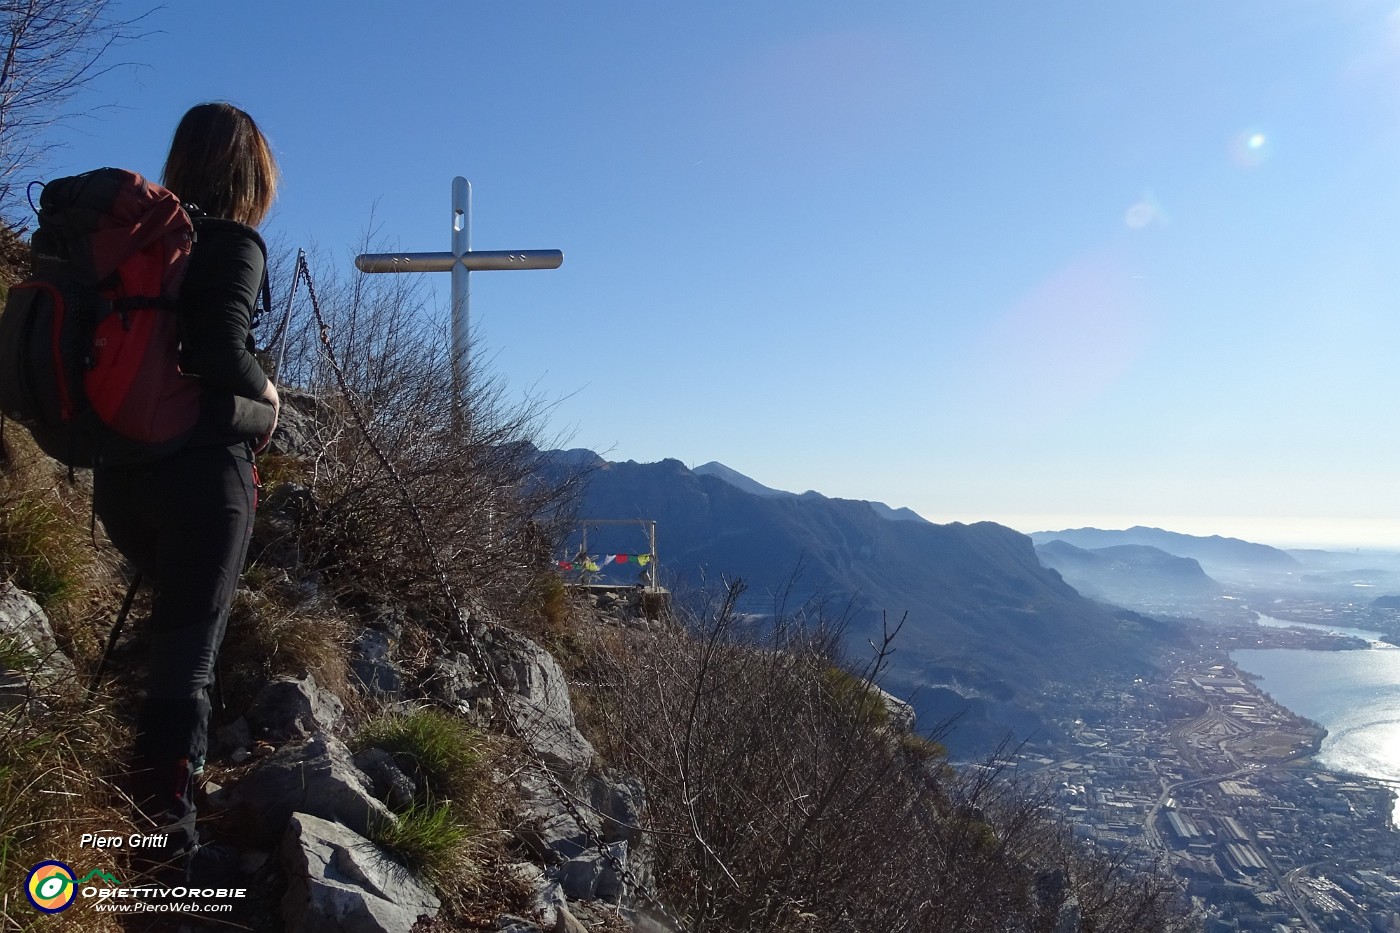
692, 461, 794, 498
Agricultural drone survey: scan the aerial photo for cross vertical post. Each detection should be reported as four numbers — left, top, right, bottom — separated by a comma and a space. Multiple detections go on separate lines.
451, 176, 470, 400
354, 176, 563, 412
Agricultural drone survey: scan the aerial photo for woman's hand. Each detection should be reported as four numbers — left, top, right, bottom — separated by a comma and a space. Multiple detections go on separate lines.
255, 379, 280, 453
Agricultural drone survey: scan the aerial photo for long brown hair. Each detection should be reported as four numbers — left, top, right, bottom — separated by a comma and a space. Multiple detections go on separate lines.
161, 102, 278, 227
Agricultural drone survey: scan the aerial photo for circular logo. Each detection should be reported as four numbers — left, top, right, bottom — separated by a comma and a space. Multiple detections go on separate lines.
26, 861, 76, 913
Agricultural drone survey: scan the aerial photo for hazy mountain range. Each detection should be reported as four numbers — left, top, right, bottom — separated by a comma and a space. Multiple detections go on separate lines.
1033, 540, 1223, 611
1031, 526, 1400, 603
1028, 526, 1299, 574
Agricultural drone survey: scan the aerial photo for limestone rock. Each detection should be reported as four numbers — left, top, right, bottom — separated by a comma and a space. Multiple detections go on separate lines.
353, 747, 417, 811
421, 650, 483, 714
502, 861, 565, 929
351, 627, 403, 699
588, 770, 646, 845
246, 673, 345, 742
423, 629, 594, 773
231, 732, 394, 845
486, 629, 595, 774
875, 685, 917, 734
267, 388, 328, 461
281, 811, 439, 933
215, 716, 252, 756
515, 769, 595, 866
0, 583, 76, 705
495, 918, 546, 933
514, 768, 650, 901
555, 903, 591, 933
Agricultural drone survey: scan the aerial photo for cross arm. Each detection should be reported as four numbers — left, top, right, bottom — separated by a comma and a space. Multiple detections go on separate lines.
354, 249, 563, 273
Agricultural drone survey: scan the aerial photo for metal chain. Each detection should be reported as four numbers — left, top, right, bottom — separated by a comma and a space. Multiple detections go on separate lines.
295, 255, 686, 932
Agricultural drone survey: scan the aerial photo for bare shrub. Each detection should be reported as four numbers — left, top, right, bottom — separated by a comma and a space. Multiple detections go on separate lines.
575, 580, 1191, 932
0, 657, 128, 932
0, 1, 149, 220
257, 244, 587, 629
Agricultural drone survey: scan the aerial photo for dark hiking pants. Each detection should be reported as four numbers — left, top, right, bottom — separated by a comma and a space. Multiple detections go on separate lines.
94, 441, 256, 773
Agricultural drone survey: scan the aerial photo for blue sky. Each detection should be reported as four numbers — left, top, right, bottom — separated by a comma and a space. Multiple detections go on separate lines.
35, 1, 1400, 548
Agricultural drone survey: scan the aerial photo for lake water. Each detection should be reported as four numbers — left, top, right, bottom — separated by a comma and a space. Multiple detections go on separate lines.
1252, 612, 1390, 644
1233, 614, 1400, 825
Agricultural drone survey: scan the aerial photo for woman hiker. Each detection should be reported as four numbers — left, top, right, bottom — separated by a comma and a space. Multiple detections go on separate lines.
95, 101, 281, 880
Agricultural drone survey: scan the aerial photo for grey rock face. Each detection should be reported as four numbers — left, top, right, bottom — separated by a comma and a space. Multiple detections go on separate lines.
352, 747, 417, 811
267, 388, 327, 461
588, 770, 646, 845
501, 861, 565, 929
875, 686, 917, 734
486, 629, 595, 774
514, 767, 651, 901
423, 628, 595, 774
351, 628, 403, 699
281, 811, 439, 933
0, 583, 76, 706
494, 918, 545, 933
421, 649, 484, 714
232, 732, 394, 845
215, 716, 253, 757
246, 674, 345, 742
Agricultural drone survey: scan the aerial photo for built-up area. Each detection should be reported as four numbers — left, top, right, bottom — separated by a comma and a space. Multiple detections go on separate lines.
1020, 625, 1400, 932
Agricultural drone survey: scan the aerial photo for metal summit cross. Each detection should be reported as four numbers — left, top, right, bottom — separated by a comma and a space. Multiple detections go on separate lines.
354, 176, 563, 403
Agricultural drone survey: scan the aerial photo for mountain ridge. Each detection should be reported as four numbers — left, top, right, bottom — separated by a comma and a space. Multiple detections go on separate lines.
1029, 525, 1300, 573
555, 453, 1173, 754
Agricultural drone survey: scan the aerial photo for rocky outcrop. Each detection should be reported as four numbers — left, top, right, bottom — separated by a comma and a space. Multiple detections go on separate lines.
424, 625, 596, 775
352, 747, 417, 812
514, 766, 652, 902
281, 811, 439, 933
0, 583, 76, 707
0, 564, 663, 931
231, 731, 395, 846
246, 673, 346, 742
875, 685, 916, 734
488, 628, 597, 774
267, 388, 331, 462
352, 627, 403, 698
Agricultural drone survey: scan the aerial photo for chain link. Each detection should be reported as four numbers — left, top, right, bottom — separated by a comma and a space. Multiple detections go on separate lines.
294, 255, 685, 932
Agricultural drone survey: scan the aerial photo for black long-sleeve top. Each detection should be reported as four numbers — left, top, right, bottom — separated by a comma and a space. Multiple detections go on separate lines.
178, 218, 275, 445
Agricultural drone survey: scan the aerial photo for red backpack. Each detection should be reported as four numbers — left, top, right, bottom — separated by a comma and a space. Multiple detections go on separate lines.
0, 168, 204, 467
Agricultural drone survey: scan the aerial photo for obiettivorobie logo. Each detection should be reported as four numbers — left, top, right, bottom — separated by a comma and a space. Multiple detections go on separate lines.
24, 858, 247, 915
25, 862, 121, 913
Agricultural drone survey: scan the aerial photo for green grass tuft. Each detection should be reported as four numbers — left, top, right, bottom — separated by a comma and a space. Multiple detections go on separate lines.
351, 707, 489, 811
0, 633, 35, 672
366, 800, 476, 888
0, 490, 85, 609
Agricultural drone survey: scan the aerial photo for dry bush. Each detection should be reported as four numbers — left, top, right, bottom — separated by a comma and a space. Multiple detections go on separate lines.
216, 584, 356, 714
575, 581, 1191, 933
0, 665, 129, 932
0, 427, 124, 666
259, 244, 587, 633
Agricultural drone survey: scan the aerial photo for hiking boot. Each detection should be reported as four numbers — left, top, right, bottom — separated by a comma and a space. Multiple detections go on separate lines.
124, 755, 199, 885
187, 842, 241, 887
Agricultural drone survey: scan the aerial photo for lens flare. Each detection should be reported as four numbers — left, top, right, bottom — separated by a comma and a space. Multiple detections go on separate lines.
1230, 128, 1273, 167
1125, 190, 1167, 230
